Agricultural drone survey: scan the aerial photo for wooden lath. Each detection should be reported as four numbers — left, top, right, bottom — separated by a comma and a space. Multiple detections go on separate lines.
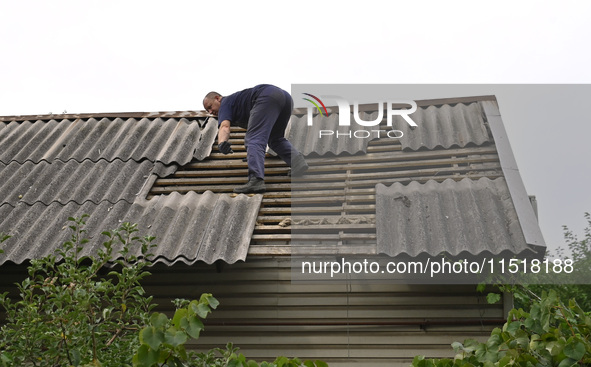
148, 124, 502, 252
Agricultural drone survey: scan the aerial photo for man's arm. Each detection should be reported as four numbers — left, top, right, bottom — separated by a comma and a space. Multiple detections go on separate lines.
218, 120, 231, 142
217, 119, 233, 154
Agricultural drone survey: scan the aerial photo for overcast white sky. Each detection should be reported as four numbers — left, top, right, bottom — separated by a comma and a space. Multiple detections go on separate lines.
1, 1, 590, 253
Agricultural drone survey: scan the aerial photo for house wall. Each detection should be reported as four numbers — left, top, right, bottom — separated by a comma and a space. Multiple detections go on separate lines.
0, 258, 505, 367
145, 258, 503, 366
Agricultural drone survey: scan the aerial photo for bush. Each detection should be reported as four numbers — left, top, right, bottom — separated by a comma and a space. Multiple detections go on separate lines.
412, 290, 591, 366
0, 216, 156, 366
414, 212, 591, 367
0, 216, 327, 367
525, 212, 591, 312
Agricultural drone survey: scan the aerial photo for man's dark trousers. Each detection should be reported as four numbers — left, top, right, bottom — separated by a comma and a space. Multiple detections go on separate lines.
245, 85, 295, 179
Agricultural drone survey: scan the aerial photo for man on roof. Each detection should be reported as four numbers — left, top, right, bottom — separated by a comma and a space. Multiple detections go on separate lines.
203, 84, 308, 194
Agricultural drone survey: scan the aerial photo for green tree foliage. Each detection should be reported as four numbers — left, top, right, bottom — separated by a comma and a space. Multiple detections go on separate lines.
0, 216, 157, 366
133, 297, 327, 367
415, 213, 591, 367
0, 216, 327, 367
526, 212, 591, 312
412, 290, 591, 367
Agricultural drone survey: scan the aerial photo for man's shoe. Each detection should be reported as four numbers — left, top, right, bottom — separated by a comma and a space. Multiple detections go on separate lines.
290, 154, 309, 177
233, 177, 266, 194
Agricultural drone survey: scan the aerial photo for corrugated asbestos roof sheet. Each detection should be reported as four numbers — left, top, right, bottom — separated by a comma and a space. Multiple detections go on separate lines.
0, 113, 261, 265
0, 160, 154, 206
0, 117, 217, 165
375, 178, 531, 257
287, 114, 377, 156
0, 192, 261, 265
288, 102, 490, 155
394, 102, 490, 151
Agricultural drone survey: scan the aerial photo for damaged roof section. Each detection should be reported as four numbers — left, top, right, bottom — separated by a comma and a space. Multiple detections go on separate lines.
0, 112, 262, 266
289, 96, 545, 259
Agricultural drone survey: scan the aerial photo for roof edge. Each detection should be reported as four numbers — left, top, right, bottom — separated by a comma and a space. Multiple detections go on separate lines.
0, 110, 211, 122
481, 100, 547, 252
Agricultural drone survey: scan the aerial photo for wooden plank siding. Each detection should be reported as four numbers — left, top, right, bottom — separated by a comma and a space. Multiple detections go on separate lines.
145, 259, 503, 365
0, 260, 503, 365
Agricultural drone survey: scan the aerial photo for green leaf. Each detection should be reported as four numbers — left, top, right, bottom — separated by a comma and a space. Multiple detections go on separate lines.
541, 332, 558, 342
451, 341, 464, 351
71, 349, 81, 366
196, 302, 211, 318
139, 326, 164, 351
202, 293, 220, 309
149, 312, 168, 329
547, 341, 562, 356
486, 332, 502, 349
275, 356, 289, 367
529, 334, 540, 351
557, 358, 578, 367
504, 321, 521, 334
514, 328, 530, 344
314, 361, 329, 367
498, 355, 513, 367
172, 308, 187, 328
164, 327, 188, 347
1, 354, 14, 364
180, 314, 204, 339
563, 340, 585, 360
133, 344, 159, 367
176, 344, 188, 360
486, 293, 501, 304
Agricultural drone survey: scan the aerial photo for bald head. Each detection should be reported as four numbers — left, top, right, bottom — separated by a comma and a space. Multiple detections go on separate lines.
203, 91, 222, 116
204, 91, 221, 101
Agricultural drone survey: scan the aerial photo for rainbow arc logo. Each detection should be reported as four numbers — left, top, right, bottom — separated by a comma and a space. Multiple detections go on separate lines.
302, 93, 328, 116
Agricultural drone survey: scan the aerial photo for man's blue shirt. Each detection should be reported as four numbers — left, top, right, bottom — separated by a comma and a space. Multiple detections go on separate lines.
218, 84, 269, 129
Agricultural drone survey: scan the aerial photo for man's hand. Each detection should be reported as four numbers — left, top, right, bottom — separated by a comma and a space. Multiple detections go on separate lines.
218, 141, 233, 154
